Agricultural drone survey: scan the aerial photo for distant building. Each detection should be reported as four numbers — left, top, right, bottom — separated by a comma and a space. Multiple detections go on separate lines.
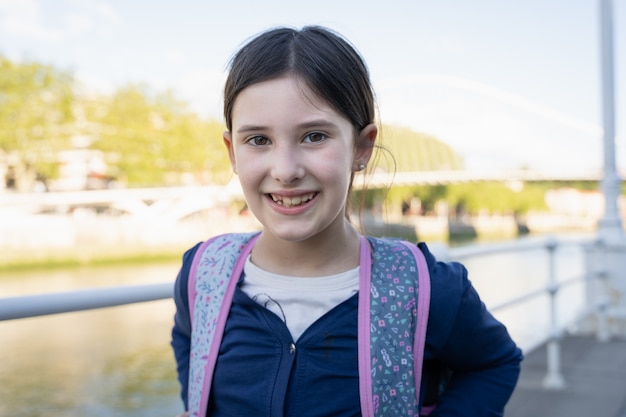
51, 149, 116, 191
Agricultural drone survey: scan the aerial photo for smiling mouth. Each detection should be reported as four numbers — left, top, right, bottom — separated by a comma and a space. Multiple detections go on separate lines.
269, 192, 317, 208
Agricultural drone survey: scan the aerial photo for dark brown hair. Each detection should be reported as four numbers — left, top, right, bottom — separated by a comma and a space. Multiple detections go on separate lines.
223, 26, 376, 134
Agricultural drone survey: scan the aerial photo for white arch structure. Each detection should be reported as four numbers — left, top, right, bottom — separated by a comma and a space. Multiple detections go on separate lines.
378, 74, 606, 139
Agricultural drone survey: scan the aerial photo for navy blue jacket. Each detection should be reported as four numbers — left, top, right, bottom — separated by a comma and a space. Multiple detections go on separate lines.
171, 242, 523, 416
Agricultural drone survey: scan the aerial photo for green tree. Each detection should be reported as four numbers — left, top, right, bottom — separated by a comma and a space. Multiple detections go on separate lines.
446, 182, 546, 215
1, 54, 235, 189
85, 85, 231, 186
0, 55, 75, 186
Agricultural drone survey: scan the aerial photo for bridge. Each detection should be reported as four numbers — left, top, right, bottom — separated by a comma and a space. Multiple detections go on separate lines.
356, 168, 606, 188
0, 167, 610, 216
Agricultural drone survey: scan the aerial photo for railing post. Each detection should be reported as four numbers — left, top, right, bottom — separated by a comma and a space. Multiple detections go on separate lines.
596, 0, 626, 339
542, 237, 566, 389
588, 240, 611, 342
597, 0, 624, 245
595, 264, 611, 342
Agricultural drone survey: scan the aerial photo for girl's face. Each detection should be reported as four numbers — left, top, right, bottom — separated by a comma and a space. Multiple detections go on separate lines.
224, 76, 376, 243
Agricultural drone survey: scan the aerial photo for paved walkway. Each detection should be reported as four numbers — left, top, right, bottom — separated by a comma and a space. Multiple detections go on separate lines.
505, 334, 626, 417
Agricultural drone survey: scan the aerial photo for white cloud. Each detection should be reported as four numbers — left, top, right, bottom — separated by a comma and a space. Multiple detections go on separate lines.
66, 0, 121, 24
0, 0, 60, 41
64, 12, 94, 34
171, 69, 227, 121
163, 48, 187, 65
0, 0, 120, 42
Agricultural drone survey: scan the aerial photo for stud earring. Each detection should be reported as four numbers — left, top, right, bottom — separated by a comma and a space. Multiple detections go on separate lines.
358, 164, 366, 171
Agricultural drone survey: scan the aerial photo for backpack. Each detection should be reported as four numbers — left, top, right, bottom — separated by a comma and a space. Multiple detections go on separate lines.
186, 232, 432, 417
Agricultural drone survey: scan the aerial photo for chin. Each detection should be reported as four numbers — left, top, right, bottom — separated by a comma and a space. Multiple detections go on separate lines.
262, 223, 324, 243
268, 230, 315, 243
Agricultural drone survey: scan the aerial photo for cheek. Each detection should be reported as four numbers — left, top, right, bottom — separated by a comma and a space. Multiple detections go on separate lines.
237, 164, 261, 187
232, 148, 259, 175
314, 151, 353, 183
231, 154, 253, 182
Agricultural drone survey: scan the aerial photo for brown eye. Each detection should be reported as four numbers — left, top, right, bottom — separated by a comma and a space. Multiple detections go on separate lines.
303, 132, 327, 143
248, 136, 270, 146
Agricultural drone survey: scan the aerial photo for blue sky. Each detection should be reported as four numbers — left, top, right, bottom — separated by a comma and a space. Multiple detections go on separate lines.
0, 0, 624, 174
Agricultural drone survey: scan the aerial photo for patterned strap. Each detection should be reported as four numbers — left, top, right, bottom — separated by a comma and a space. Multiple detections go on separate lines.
362, 237, 431, 417
401, 241, 431, 414
187, 232, 259, 417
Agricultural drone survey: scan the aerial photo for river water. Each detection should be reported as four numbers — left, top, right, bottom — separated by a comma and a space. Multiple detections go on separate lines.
0, 234, 591, 417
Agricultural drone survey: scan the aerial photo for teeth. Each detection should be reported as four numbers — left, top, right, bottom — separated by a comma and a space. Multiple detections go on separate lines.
271, 193, 315, 207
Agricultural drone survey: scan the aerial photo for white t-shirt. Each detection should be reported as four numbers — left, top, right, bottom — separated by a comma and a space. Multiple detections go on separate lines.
241, 255, 359, 341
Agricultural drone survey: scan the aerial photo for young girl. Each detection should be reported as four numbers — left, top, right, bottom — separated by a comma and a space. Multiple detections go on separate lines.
171, 26, 522, 417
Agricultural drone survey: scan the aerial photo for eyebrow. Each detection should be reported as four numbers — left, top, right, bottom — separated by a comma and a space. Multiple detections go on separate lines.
236, 119, 339, 134
236, 124, 267, 133
297, 120, 338, 130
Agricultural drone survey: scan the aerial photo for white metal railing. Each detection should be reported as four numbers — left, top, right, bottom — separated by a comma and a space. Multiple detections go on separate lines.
0, 236, 608, 390
0, 282, 173, 320
446, 236, 607, 389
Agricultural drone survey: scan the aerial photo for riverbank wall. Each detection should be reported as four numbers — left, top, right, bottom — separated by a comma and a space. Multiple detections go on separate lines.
0, 208, 261, 270
0, 208, 603, 271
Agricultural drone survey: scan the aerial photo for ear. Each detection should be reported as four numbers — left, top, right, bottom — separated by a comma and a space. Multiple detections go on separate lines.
223, 131, 237, 173
353, 123, 377, 171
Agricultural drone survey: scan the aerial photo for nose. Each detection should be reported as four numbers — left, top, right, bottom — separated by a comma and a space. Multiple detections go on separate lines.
270, 144, 305, 184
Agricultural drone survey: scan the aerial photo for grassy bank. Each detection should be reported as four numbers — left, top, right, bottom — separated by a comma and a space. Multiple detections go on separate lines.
0, 244, 190, 273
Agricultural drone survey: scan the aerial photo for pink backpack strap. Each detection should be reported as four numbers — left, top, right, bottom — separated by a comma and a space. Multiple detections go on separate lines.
357, 236, 374, 417
401, 242, 432, 415
359, 237, 432, 417
186, 232, 260, 417
187, 236, 219, 320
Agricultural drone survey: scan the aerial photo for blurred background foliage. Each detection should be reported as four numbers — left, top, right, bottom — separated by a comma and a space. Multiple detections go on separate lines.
0, 55, 75, 180
0, 55, 230, 187
2, 54, 600, 215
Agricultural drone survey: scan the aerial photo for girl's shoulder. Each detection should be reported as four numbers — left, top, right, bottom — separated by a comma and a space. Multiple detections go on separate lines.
417, 241, 472, 312
418, 241, 498, 348
417, 241, 470, 293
